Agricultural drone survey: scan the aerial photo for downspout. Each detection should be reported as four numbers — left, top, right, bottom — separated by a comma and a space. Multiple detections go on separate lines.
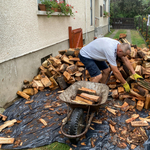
94, 0, 96, 37
108, 0, 110, 32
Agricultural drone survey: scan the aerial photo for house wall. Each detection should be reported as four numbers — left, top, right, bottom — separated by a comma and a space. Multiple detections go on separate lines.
0, 0, 109, 107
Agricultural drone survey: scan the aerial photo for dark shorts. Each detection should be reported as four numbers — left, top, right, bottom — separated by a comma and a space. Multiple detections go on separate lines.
79, 53, 109, 77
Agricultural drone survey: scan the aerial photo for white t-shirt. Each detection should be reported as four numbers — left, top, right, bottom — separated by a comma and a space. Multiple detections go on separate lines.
80, 37, 120, 66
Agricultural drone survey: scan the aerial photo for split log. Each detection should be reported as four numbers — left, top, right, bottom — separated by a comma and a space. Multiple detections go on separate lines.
144, 55, 150, 61
137, 50, 146, 58
139, 117, 150, 122
130, 89, 145, 101
80, 87, 96, 94
59, 64, 68, 73
109, 124, 116, 133
63, 71, 71, 81
61, 55, 73, 65
17, 91, 30, 100
56, 75, 68, 90
55, 54, 62, 59
130, 47, 136, 58
0, 114, 7, 121
32, 80, 44, 90
69, 57, 80, 61
106, 107, 117, 115
135, 65, 142, 75
118, 86, 124, 94
145, 94, 150, 109
50, 56, 62, 66
66, 64, 78, 75
131, 121, 149, 127
39, 118, 47, 126
133, 84, 148, 97
58, 50, 67, 55
79, 93, 100, 102
65, 48, 75, 56
0, 137, 14, 144
67, 76, 76, 84
77, 89, 96, 95
42, 60, 51, 68
119, 66, 128, 79
23, 88, 34, 96
75, 71, 82, 77
33, 88, 38, 95
120, 102, 129, 111
124, 98, 136, 108
143, 62, 150, 68
72, 100, 88, 105
109, 84, 116, 89
125, 114, 139, 123
0, 119, 17, 132
112, 89, 118, 99
76, 61, 84, 67
75, 96, 93, 105
119, 94, 132, 100
41, 75, 52, 87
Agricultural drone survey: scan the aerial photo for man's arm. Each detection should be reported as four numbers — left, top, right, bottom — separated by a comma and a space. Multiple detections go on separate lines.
121, 56, 135, 74
110, 64, 126, 84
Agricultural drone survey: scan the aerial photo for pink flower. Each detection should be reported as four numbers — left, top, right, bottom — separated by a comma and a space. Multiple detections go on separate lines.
74, 18, 75, 19
72, 6, 74, 8
75, 11, 77, 13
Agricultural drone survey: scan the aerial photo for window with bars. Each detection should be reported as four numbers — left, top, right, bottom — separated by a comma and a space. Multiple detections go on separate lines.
103, 0, 106, 13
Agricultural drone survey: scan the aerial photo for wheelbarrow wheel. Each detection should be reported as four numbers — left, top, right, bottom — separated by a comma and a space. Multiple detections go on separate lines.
68, 108, 84, 144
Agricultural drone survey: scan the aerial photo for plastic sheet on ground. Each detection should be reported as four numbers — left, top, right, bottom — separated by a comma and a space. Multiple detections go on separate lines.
0, 88, 150, 150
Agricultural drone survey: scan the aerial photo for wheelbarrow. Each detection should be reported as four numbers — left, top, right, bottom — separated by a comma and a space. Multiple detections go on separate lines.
59, 81, 109, 143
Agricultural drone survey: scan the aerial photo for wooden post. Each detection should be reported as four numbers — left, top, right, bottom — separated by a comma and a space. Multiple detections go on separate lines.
68, 26, 73, 48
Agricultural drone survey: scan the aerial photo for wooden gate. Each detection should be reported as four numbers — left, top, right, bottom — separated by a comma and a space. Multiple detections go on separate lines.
68, 26, 83, 48
112, 18, 135, 29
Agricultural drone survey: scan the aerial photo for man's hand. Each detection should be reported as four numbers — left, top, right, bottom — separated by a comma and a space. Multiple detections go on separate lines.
132, 73, 143, 80
123, 82, 130, 92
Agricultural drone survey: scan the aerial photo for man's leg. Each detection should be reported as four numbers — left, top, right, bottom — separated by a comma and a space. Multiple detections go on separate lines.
100, 67, 110, 83
91, 74, 102, 83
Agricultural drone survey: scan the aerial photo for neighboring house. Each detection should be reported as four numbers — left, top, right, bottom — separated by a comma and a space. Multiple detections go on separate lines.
0, 0, 110, 107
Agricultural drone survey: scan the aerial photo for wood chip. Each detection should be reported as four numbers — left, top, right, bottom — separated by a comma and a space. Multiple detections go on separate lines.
39, 118, 47, 126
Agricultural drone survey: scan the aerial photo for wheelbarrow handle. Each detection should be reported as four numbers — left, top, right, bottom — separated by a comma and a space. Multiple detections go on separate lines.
61, 112, 95, 138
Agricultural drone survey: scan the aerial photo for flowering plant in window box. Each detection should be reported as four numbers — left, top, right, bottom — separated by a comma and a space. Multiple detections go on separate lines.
40, 0, 74, 17
103, 11, 110, 17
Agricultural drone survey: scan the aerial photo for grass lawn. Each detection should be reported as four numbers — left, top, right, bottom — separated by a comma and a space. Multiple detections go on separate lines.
104, 29, 115, 37
113, 29, 127, 39
130, 30, 146, 48
27, 142, 70, 150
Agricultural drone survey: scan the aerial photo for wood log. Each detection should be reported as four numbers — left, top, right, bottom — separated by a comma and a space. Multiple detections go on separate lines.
131, 144, 136, 150
135, 65, 142, 75
139, 117, 150, 122
69, 57, 80, 61
23, 88, 34, 96
77, 89, 96, 96
65, 48, 75, 56
50, 56, 62, 67
32, 80, 44, 90
17, 91, 30, 100
144, 55, 150, 61
25, 100, 34, 104
107, 78, 116, 85
75, 76, 81, 81
109, 124, 116, 133
59, 64, 68, 73
130, 47, 136, 58
112, 89, 118, 99
0, 114, 7, 121
136, 100, 144, 111
0, 137, 15, 144
118, 86, 124, 94
109, 84, 116, 89
67, 76, 76, 84
75, 71, 82, 77
58, 50, 67, 55
80, 87, 96, 94
55, 54, 62, 59
40, 75, 52, 87
137, 50, 146, 58
125, 114, 139, 123
42, 60, 51, 68
61, 55, 73, 65
33, 88, 38, 95
133, 84, 148, 97
145, 94, 150, 109
66, 64, 78, 75
56, 75, 68, 90
0, 119, 17, 132
72, 100, 88, 105
119, 94, 132, 100
143, 62, 150, 68
106, 107, 117, 115
123, 64, 130, 76
78, 67, 85, 72
39, 118, 47, 126
79, 93, 100, 102
76, 61, 84, 67
124, 98, 136, 108
63, 71, 71, 81
75, 96, 93, 105
119, 66, 128, 79
131, 121, 149, 127
130, 89, 145, 101
137, 79, 150, 91
120, 102, 129, 111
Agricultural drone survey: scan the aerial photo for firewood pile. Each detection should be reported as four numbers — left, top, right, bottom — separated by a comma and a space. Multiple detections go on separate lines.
16, 47, 93, 100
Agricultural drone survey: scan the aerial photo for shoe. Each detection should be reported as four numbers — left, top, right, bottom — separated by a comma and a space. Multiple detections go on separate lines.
108, 91, 112, 97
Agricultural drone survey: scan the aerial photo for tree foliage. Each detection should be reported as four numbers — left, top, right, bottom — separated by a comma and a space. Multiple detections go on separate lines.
110, 0, 150, 19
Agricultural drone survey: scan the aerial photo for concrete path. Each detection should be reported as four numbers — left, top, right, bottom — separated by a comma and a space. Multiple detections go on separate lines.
108, 29, 132, 43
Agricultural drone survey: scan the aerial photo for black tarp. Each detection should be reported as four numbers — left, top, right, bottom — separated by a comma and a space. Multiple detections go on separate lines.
0, 89, 150, 150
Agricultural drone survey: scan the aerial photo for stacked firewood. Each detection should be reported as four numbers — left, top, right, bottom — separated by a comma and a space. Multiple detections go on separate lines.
108, 34, 150, 111
16, 47, 94, 100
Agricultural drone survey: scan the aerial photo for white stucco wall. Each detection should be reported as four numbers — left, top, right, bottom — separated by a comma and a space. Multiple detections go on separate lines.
0, 0, 95, 64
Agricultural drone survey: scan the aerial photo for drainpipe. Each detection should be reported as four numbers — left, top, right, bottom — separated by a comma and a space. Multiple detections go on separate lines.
108, 0, 110, 32
94, 0, 96, 37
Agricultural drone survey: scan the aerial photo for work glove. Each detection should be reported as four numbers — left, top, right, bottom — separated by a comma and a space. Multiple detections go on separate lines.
123, 82, 130, 92
132, 73, 143, 81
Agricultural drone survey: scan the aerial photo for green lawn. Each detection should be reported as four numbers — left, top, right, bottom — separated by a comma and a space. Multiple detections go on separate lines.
130, 30, 146, 48
27, 142, 70, 150
113, 29, 127, 39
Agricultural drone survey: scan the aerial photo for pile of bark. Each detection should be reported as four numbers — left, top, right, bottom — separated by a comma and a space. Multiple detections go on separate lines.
16, 47, 94, 100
